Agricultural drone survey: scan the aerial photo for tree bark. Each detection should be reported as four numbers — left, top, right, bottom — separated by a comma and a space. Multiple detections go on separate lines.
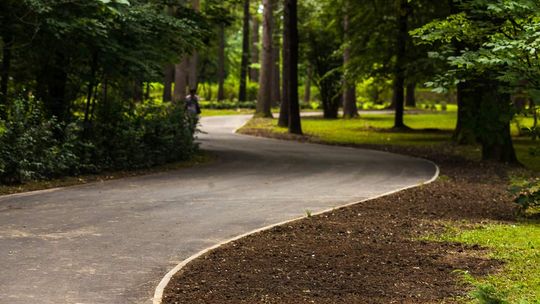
278, 3, 290, 128
453, 82, 478, 144
271, 42, 281, 106
174, 59, 189, 102
249, 15, 260, 82
342, 10, 358, 119
239, 0, 250, 102
477, 80, 517, 163
188, 0, 200, 91
255, 0, 274, 117
163, 65, 174, 102
303, 66, 311, 104
217, 26, 226, 101
393, 0, 409, 129
406, 83, 416, 107
284, 0, 302, 134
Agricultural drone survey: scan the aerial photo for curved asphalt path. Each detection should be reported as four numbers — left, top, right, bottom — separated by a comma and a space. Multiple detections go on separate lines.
0, 115, 437, 304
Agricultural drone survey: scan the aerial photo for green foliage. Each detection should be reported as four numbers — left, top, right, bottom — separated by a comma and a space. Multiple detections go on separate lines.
0, 97, 197, 184
0, 99, 79, 184
509, 177, 540, 212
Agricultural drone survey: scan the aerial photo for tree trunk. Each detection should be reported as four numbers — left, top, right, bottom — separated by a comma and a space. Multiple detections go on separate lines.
271, 43, 281, 106
174, 59, 188, 102
0, 33, 13, 118
189, 0, 200, 91
239, 0, 250, 102
278, 3, 290, 128
393, 0, 409, 129
303, 66, 311, 104
84, 52, 99, 126
217, 26, 226, 101
255, 0, 274, 118
453, 82, 478, 144
406, 83, 416, 107
342, 10, 358, 119
477, 81, 517, 163
249, 15, 260, 82
163, 65, 174, 102
284, 0, 302, 134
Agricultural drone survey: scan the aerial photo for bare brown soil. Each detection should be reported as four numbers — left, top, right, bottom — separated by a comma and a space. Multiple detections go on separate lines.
163, 133, 517, 304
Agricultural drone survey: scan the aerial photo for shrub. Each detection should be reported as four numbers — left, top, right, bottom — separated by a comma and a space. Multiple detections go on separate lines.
0, 99, 79, 184
0, 97, 198, 184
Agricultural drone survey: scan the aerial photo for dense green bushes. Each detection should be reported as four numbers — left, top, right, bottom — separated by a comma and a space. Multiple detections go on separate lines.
0, 98, 197, 184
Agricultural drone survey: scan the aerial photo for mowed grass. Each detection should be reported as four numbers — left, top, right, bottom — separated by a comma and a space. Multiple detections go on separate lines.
435, 222, 540, 303
201, 109, 254, 117
242, 110, 540, 171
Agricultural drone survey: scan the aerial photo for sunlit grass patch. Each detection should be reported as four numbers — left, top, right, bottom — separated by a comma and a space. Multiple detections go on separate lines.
436, 222, 540, 303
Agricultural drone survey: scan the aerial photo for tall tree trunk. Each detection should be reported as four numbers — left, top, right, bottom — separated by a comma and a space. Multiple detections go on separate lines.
256, 0, 274, 117
239, 0, 250, 102
174, 59, 188, 102
271, 43, 281, 106
303, 66, 312, 104
284, 0, 301, 134
342, 10, 358, 119
406, 83, 416, 107
278, 4, 290, 128
250, 15, 260, 82
0, 33, 13, 118
217, 26, 226, 101
393, 0, 409, 129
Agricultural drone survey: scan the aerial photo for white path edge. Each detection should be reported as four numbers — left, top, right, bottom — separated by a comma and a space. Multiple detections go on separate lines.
152, 123, 441, 304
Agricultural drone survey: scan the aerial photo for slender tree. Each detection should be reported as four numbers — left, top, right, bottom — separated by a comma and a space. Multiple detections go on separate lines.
303, 67, 312, 104
255, 0, 274, 117
278, 3, 290, 128
239, 0, 250, 102
284, 0, 302, 134
392, 0, 410, 129
217, 26, 226, 101
342, 8, 358, 119
249, 13, 260, 82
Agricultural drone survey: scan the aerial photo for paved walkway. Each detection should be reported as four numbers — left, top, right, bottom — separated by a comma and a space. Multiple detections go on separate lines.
0, 115, 437, 304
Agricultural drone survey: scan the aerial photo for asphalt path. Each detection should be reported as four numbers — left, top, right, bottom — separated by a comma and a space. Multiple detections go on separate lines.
0, 115, 437, 304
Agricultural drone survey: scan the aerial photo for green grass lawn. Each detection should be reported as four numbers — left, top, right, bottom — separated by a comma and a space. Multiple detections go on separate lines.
433, 222, 540, 303
201, 109, 254, 117
242, 110, 540, 171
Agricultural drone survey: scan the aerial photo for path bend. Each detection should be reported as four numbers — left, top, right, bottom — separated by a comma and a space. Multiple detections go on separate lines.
0, 115, 437, 304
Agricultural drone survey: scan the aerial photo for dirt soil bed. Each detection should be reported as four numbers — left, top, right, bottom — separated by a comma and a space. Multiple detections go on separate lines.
163, 133, 517, 304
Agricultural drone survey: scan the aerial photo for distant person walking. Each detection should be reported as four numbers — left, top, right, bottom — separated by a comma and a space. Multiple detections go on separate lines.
185, 89, 201, 118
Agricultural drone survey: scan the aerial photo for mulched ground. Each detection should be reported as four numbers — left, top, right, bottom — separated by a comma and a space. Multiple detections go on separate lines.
163, 131, 519, 304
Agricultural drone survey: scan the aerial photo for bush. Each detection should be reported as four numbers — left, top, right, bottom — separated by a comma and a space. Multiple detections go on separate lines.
0, 97, 198, 184
85, 99, 198, 171
0, 99, 79, 184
